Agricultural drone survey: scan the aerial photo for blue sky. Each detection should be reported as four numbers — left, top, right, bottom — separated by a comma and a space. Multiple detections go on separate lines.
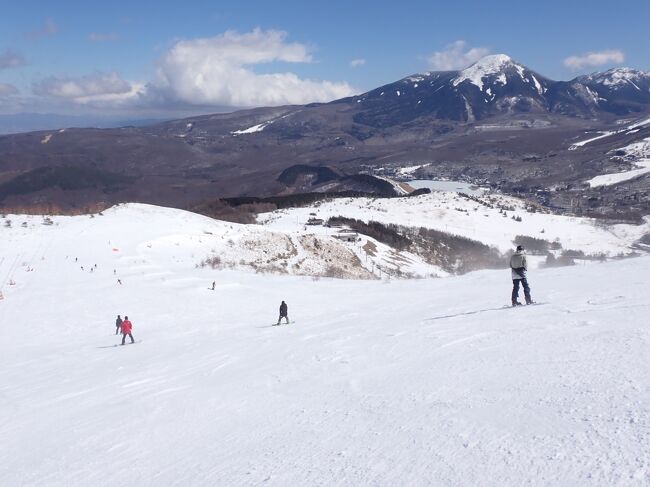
0, 0, 649, 117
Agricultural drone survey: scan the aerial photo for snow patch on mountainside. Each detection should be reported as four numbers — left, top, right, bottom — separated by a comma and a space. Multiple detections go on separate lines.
453, 54, 516, 91
231, 111, 298, 135
531, 75, 545, 94
569, 130, 617, 149
587, 67, 650, 89
570, 114, 650, 149
617, 137, 650, 159
395, 164, 430, 176
587, 160, 650, 187
232, 121, 270, 134
628, 115, 650, 130
587, 137, 650, 187
451, 54, 533, 94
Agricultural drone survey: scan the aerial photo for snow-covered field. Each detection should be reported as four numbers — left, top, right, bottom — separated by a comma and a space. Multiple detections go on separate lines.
1, 204, 650, 486
260, 193, 648, 256
569, 115, 650, 151
588, 159, 650, 188
587, 137, 650, 188
569, 130, 618, 149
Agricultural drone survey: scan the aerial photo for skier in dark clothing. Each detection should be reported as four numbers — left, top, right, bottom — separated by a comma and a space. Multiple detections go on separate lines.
510, 245, 533, 306
277, 301, 289, 325
115, 315, 123, 335
121, 316, 135, 345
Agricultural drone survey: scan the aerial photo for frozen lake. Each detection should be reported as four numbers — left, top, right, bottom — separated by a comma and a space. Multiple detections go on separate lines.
407, 179, 486, 195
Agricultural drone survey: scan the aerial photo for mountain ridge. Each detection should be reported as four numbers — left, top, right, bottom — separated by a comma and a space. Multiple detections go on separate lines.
0, 54, 649, 220
340, 54, 650, 126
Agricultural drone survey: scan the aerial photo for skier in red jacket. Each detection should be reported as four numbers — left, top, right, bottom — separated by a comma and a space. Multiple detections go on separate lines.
120, 316, 135, 345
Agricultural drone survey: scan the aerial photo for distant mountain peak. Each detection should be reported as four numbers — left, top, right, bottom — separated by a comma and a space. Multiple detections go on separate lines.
452, 54, 526, 91
581, 67, 650, 90
472, 53, 514, 66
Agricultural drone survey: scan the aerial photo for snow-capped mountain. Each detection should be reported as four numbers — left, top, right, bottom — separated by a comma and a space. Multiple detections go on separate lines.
453, 54, 548, 93
1, 54, 650, 219
573, 68, 650, 114
579, 67, 650, 90
347, 55, 650, 126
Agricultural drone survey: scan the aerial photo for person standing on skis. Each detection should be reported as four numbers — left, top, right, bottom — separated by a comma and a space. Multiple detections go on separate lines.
115, 314, 123, 335
510, 245, 533, 306
120, 316, 135, 345
277, 301, 289, 325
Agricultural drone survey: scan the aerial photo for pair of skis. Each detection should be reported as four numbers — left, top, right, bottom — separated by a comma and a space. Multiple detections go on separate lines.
508, 302, 545, 309
97, 340, 142, 349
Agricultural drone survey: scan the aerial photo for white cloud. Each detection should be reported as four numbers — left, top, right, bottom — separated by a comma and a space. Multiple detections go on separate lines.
563, 49, 625, 70
0, 49, 26, 70
350, 58, 366, 68
89, 32, 119, 42
151, 28, 355, 107
0, 83, 19, 96
27, 29, 354, 112
427, 40, 490, 71
33, 72, 143, 105
27, 18, 59, 40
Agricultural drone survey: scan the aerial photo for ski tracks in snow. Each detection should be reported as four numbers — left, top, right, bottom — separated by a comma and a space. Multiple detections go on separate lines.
1, 211, 650, 485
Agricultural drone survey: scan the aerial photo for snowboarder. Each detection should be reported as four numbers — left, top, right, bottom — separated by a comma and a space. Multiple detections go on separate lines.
120, 316, 135, 345
277, 301, 289, 325
115, 314, 123, 335
211, 281, 215, 290
510, 245, 533, 306
117, 279, 122, 285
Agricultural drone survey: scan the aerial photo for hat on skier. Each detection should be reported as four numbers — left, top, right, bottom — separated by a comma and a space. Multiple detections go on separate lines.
516, 245, 524, 251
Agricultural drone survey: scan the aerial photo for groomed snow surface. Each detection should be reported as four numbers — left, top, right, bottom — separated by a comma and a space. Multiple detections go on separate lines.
1, 204, 650, 486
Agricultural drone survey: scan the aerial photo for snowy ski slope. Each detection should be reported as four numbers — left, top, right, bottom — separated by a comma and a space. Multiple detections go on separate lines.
1, 204, 649, 486
260, 193, 648, 256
